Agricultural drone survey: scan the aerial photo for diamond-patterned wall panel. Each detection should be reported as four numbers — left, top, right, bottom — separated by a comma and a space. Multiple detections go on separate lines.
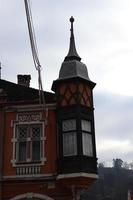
58, 83, 92, 107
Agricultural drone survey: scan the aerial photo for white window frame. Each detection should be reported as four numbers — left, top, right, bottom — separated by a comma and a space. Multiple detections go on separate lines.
12, 121, 46, 167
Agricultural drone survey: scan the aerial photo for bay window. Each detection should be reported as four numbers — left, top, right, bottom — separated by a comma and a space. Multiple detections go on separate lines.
62, 119, 93, 157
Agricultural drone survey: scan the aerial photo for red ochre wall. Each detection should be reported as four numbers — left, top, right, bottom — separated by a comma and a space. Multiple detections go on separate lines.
2, 180, 73, 200
1, 108, 71, 200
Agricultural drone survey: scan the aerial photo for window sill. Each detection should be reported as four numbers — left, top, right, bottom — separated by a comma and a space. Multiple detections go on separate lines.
11, 158, 47, 167
16, 161, 42, 165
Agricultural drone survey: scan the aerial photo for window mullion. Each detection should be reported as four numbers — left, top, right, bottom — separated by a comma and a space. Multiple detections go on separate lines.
28, 125, 32, 162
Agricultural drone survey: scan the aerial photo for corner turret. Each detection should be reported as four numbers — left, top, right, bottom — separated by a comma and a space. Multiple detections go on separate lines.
52, 17, 98, 190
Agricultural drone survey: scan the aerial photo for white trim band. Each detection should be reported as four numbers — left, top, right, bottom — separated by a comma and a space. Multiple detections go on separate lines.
3, 173, 56, 179
57, 172, 98, 180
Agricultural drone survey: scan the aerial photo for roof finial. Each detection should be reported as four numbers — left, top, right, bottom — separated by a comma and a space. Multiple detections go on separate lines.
70, 16, 74, 37
64, 16, 81, 61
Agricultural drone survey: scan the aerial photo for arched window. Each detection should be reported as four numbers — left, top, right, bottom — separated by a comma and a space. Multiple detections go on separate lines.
10, 193, 54, 200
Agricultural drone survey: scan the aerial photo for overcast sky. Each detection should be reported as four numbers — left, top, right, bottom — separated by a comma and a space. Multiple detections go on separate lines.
0, 0, 133, 166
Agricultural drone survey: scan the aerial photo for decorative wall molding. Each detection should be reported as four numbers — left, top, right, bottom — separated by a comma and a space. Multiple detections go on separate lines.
17, 113, 42, 122
5, 103, 56, 112
3, 173, 56, 179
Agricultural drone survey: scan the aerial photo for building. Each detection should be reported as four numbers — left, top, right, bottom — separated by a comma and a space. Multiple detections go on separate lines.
0, 17, 98, 200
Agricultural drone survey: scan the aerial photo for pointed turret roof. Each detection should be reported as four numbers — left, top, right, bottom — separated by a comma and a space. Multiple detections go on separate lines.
58, 17, 90, 81
65, 17, 81, 61
52, 17, 96, 92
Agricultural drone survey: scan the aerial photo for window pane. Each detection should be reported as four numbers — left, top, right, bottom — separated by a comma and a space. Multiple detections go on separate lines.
17, 125, 28, 162
32, 125, 41, 140
18, 125, 28, 140
63, 132, 77, 156
18, 142, 27, 161
32, 141, 40, 161
81, 120, 91, 132
62, 119, 76, 132
82, 133, 93, 156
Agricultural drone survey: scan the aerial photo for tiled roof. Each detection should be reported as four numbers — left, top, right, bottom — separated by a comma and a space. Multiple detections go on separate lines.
0, 79, 55, 104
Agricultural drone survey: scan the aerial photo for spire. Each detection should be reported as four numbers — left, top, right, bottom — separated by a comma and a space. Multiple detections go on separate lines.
64, 16, 81, 62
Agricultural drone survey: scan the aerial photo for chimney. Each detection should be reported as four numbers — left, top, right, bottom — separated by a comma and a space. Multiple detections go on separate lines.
17, 75, 31, 87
